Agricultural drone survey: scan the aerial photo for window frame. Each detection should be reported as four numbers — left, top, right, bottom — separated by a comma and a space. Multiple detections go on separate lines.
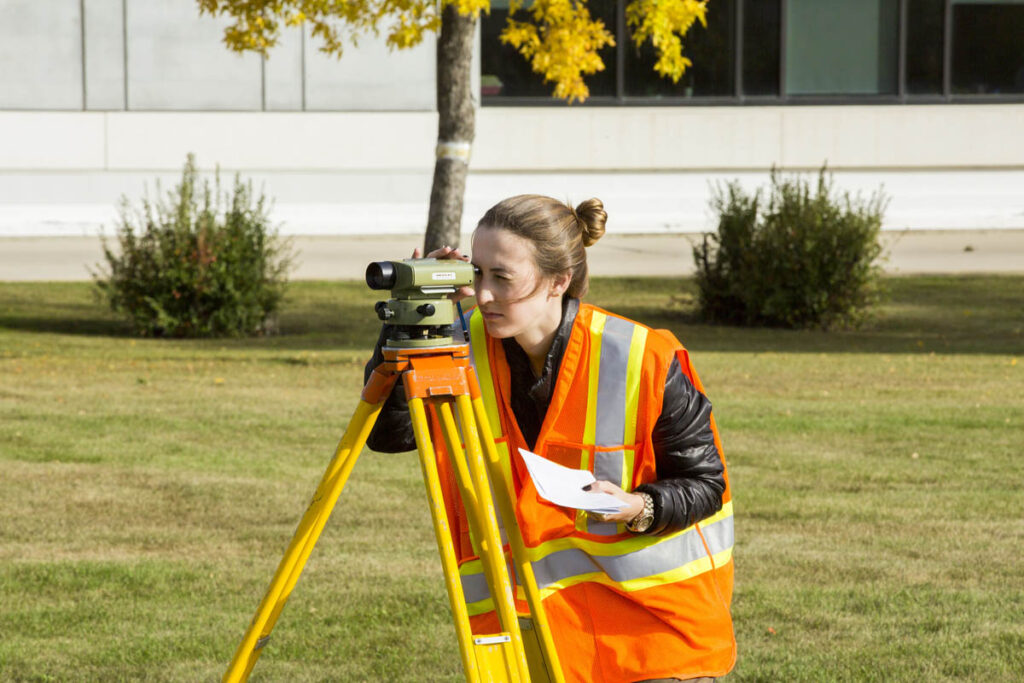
480, 0, 1024, 106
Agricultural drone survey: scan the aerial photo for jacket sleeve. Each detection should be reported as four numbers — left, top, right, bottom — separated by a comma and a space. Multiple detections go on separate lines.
363, 326, 417, 453
634, 356, 726, 535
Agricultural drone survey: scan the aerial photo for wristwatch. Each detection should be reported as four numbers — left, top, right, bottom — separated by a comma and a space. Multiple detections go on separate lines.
626, 492, 655, 533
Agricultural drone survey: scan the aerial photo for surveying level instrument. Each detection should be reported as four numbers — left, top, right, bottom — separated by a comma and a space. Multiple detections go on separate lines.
223, 259, 564, 682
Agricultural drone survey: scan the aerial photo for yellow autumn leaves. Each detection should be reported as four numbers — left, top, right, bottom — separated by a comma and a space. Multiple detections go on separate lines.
200, 0, 708, 103
503, 0, 706, 102
501, 0, 616, 102
625, 0, 707, 84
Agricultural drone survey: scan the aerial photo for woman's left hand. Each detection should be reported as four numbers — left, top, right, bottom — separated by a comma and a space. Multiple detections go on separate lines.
412, 245, 475, 302
583, 480, 645, 523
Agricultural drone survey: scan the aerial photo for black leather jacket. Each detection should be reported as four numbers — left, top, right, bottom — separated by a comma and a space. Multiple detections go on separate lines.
364, 298, 726, 536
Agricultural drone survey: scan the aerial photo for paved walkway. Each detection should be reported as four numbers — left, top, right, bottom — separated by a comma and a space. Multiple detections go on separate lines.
1, 230, 1022, 281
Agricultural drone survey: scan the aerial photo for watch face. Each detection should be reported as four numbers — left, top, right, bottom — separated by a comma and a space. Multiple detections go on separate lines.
628, 510, 653, 533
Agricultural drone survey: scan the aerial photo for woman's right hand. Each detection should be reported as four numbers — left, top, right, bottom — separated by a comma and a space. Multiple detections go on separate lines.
413, 245, 476, 303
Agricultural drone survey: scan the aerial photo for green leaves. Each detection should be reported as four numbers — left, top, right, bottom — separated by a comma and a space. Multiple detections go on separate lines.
695, 167, 888, 330
94, 154, 294, 338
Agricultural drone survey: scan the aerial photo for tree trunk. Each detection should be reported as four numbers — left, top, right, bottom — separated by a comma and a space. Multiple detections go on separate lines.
424, 4, 477, 253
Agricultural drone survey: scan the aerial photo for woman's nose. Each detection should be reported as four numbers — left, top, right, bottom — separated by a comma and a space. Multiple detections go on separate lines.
475, 283, 494, 305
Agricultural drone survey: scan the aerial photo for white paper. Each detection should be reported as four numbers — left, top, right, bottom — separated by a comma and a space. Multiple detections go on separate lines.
518, 448, 628, 514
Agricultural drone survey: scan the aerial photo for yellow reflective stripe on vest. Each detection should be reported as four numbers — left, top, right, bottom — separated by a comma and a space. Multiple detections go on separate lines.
621, 324, 647, 492
468, 309, 514, 507
469, 309, 502, 438
578, 311, 607, 532
624, 326, 647, 448
581, 311, 605, 457
459, 502, 735, 608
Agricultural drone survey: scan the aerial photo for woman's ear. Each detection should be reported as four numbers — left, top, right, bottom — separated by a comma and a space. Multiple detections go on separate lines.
549, 271, 572, 298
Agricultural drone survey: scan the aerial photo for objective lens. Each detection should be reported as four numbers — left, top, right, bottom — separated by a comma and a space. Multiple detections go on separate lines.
365, 261, 397, 290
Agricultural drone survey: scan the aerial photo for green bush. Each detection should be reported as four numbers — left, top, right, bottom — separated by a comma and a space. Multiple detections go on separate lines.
694, 167, 887, 330
95, 154, 293, 337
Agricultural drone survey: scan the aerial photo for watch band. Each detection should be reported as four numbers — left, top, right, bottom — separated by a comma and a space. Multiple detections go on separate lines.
626, 491, 655, 533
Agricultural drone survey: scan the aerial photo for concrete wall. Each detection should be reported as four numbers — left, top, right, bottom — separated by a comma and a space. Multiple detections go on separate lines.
0, 105, 1021, 236
0, 0, 1021, 237
0, 0, 84, 110
0, 0, 436, 112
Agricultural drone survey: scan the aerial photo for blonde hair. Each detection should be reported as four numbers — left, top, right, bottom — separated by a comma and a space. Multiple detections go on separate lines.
476, 195, 607, 298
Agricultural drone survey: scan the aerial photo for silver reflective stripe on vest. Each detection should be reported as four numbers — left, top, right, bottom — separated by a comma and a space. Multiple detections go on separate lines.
530, 526, 709, 588
460, 514, 736, 606
593, 449, 626, 484
701, 513, 735, 557
595, 315, 634, 448
587, 315, 635, 535
460, 556, 522, 606
587, 449, 625, 536
461, 570, 491, 605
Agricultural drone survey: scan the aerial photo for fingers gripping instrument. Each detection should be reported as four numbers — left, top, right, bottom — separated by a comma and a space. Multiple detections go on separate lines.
222, 260, 562, 683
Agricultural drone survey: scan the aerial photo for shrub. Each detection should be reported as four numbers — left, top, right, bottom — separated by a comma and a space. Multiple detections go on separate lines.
95, 154, 293, 337
694, 167, 887, 330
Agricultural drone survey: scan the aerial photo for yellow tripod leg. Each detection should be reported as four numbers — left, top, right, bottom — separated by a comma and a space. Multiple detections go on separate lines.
437, 402, 530, 682
467, 394, 565, 683
223, 399, 383, 683
407, 397, 483, 682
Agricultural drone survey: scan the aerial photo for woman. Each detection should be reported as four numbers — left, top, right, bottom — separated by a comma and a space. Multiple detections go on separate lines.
366, 195, 735, 683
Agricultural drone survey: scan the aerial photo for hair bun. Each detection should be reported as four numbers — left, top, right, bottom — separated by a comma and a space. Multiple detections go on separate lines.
574, 198, 607, 247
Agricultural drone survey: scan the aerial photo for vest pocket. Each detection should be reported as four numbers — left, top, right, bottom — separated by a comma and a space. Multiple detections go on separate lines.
517, 442, 587, 543
587, 449, 626, 536
536, 442, 634, 539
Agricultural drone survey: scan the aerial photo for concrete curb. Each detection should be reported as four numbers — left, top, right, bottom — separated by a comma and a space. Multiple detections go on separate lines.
1, 230, 1022, 282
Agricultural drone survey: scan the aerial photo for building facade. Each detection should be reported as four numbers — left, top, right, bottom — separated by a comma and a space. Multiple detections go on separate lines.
1, 0, 1022, 237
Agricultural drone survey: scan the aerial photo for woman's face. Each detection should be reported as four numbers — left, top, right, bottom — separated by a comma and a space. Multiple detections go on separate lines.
470, 226, 567, 341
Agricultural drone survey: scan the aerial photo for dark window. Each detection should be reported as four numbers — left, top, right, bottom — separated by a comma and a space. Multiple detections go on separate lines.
479, 0, 1024, 104
741, 0, 781, 96
480, 0, 554, 98
479, 0, 616, 99
583, 0, 619, 98
624, 0, 735, 98
784, 0, 899, 96
906, 0, 945, 95
952, 1, 1024, 95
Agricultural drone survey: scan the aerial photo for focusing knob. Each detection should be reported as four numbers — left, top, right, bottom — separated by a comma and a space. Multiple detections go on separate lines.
375, 301, 393, 321
416, 303, 436, 317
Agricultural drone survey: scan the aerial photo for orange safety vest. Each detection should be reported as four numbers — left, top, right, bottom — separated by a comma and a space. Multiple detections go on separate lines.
433, 303, 735, 683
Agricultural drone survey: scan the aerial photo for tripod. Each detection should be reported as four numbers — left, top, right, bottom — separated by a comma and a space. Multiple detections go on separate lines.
223, 338, 564, 682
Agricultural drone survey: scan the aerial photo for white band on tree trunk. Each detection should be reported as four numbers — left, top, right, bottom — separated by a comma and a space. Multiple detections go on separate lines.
436, 140, 472, 162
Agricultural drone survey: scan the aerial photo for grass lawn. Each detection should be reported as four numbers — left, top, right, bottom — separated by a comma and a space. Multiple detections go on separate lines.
1, 275, 1022, 681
